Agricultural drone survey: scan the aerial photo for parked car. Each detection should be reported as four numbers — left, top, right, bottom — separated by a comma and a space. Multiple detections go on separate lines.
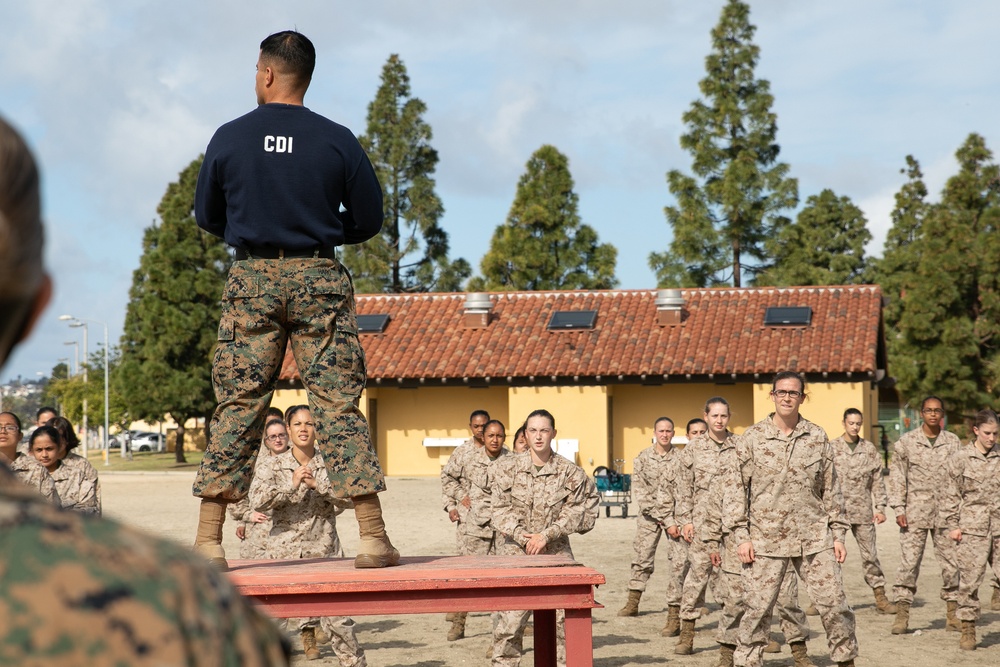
131, 431, 164, 452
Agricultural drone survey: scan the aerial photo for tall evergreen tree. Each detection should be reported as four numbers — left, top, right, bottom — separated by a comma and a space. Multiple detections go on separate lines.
881, 134, 1000, 415
872, 156, 931, 328
116, 157, 229, 462
758, 189, 871, 286
650, 0, 798, 288
341, 54, 470, 293
470, 144, 617, 291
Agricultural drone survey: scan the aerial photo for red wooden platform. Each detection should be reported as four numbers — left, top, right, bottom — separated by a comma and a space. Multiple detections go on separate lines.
227, 554, 605, 667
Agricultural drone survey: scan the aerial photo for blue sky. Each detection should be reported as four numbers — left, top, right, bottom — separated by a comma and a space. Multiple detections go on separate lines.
3, 0, 999, 383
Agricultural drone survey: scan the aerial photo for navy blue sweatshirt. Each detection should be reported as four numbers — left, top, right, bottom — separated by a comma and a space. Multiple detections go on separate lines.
195, 104, 383, 249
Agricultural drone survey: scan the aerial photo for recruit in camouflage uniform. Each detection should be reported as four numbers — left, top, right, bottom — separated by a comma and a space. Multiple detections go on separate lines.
617, 416, 689, 638
440, 410, 492, 640
830, 424, 895, 614
940, 410, 1000, 650
229, 449, 279, 559
676, 427, 733, 652
60, 451, 102, 515
726, 374, 857, 667
704, 438, 811, 667
251, 447, 366, 666
886, 396, 962, 634
49, 455, 101, 515
0, 461, 290, 665
10, 452, 60, 505
490, 413, 600, 667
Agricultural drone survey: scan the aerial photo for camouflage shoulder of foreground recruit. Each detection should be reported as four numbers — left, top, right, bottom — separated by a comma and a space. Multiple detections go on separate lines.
0, 463, 290, 666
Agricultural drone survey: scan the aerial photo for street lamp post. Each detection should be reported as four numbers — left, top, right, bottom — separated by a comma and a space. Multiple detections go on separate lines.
63, 321, 88, 458
60, 315, 112, 463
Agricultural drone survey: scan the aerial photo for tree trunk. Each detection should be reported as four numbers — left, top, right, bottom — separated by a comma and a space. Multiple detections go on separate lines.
174, 421, 187, 464
732, 239, 742, 288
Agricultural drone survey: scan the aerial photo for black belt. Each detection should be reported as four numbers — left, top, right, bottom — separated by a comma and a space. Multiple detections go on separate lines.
234, 246, 337, 260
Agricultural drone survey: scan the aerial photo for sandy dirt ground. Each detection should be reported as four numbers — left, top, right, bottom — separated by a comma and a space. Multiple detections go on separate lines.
102, 472, 1000, 667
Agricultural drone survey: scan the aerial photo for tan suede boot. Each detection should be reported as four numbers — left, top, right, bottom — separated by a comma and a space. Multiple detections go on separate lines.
960, 619, 977, 650
674, 619, 695, 655
301, 627, 320, 660
873, 586, 897, 614
618, 589, 642, 616
194, 497, 229, 570
763, 636, 780, 653
804, 603, 818, 616
717, 643, 735, 667
353, 493, 400, 568
314, 626, 330, 645
790, 641, 816, 667
661, 605, 681, 636
891, 600, 910, 635
992, 587, 1000, 611
447, 612, 467, 641
946, 600, 961, 632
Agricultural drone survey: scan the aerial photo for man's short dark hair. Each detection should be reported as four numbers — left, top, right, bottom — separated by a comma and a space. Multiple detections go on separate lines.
259, 31, 316, 88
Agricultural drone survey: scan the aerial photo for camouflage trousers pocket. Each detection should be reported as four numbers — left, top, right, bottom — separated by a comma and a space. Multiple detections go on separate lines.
212, 316, 235, 392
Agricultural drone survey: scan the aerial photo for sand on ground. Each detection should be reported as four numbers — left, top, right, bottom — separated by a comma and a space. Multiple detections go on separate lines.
102, 472, 1000, 666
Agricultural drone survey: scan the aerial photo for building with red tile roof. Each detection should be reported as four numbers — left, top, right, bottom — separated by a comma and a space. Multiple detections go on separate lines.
273, 285, 887, 477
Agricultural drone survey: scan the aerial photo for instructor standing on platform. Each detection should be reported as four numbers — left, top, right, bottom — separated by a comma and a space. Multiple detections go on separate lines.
191, 30, 398, 571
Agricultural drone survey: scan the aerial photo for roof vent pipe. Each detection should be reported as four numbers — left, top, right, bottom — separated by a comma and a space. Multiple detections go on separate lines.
463, 292, 493, 328
655, 288, 685, 326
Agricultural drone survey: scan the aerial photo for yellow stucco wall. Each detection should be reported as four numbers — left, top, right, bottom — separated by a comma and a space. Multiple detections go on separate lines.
751, 381, 879, 441
265, 379, 880, 477
610, 384, 756, 475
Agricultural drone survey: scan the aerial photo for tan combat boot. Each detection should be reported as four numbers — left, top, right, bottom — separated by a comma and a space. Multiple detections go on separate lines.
674, 619, 696, 655
836, 661, 855, 667
891, 600, 910, 635
763, 636, 781, 653
960, 619, 977, 650
873, 586, 897, 614
618, 589, 642, 616
789, 641, 816, 667
946, 600, 961, 632
992, 587, 1000, 611
194, 497, 229, 570
661, 604, 681, 636
314, 626, 330, 645
447, 612, 467, 641
804, 603, 818, 616
353, 493, 400, 568
717, 643, 735, 667
301, 627, 320, 660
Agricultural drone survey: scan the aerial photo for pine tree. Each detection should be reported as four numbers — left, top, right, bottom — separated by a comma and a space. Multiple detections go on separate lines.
758, 189, 871, 286
341, 54, 470, 293
883, 134, 1000, 414
470, 144, 617, 291
116, 157, 229, 462
650, 0, 798, 288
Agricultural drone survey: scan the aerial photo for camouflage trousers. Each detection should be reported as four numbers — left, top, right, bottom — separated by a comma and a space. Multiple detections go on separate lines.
955, 533, 1000, 621
735, 551, 857, 667
457, 528, 495, 556
717, 565, 808, 646
680, 529, 718, 620
492, 542, 572, 666
891, 526, 959, 604
193, 258, 385, 501
848, 522, 887, 589
492, 609, 565, 667
626, 513, 689, 606
292, 616, 366, 667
